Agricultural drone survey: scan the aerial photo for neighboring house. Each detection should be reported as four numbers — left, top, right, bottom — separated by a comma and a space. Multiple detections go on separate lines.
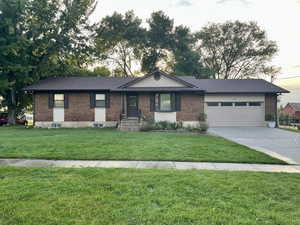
281, 103, 300, 121
24, 71, 289, 128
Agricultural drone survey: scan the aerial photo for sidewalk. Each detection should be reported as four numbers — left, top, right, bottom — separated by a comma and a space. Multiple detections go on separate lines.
1, 158, 300, 173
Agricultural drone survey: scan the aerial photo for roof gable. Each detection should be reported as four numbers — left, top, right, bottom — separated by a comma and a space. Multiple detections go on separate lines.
288, 103, 300, 111
119, 71, 196, 89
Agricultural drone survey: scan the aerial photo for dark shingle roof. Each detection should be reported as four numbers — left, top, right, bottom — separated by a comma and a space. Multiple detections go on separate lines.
180, 77, 289, 93
24, 75, 289, 94
24, 77, 135, 91
289, 103, 300, 111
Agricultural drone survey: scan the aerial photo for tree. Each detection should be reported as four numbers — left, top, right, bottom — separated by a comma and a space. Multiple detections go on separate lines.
171, 25, 205, 76
141, 11, 174, 73
0, 0, 97, 124
94, 10, 206, 77
95, 11, 145, 77
142, 11, 206, 76
195, 21, 278, 79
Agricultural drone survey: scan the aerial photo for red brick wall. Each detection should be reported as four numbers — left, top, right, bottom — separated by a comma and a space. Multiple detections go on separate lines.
177, 93, 204, 121
106, 93, 122, 121
265, 94, 277, 117
139, 94, 154, 121
34, 93, 53, 121
64, 93, 94, 121
296, 112, 300, 120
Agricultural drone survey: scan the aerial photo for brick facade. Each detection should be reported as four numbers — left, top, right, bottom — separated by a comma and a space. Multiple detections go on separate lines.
265, 94, 277, 117
64, 93, 94, 121
34, 93, 53, 121
106, 93, 122, 121
177, 93, 204, 121
35, 92, 274, 124
138, 94, 154, 121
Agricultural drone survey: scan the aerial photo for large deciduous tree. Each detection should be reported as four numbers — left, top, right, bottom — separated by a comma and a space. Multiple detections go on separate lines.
0, 0, 97, 124
95, 11, 145, 77
141, 11, 174, 73
95, 10, 206, 77
195, 21, 278, 79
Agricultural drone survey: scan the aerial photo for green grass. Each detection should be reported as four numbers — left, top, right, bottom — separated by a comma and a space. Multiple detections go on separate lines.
280, 127, 300, 133
0, 166, 299, 225
0, 127, 285, 164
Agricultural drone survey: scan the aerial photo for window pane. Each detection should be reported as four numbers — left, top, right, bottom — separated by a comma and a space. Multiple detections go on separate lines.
207, 102, 219, 107
54, 100, 64, 107
160, 94, 171, 111
54, 94, 64, 101
128, 96, 137, 107
235, 102, 247, 107
95, 100, 105, 107
249, 102, 261, 106
221, 102, 233, 107
96, 94, 105, 101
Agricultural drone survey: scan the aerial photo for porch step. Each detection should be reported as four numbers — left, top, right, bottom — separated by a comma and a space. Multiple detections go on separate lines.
119, 119, 141, 131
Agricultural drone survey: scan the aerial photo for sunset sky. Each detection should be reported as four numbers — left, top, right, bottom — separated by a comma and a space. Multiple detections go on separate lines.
91, 0, 300, 79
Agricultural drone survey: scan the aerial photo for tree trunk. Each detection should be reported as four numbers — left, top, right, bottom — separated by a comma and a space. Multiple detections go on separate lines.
7, 88, 16, 125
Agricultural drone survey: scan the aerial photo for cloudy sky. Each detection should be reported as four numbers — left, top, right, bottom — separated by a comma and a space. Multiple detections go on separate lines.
91, 0, 300, 78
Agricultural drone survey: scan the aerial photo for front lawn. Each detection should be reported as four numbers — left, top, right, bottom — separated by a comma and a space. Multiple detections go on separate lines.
280, 126, 300, 133
0, 127, 284, 164
0, 166, 299, 225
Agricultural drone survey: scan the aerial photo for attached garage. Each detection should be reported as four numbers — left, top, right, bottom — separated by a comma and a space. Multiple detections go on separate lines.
205, 94, 266, 127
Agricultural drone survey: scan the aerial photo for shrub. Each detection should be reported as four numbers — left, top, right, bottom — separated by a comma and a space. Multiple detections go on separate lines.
198, 113, 207, 122
199, 122, 209, 132
140, 123, 156, 132
140, 121, 183, 131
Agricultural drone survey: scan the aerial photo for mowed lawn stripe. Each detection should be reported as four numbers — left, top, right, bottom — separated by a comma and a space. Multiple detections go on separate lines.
0, 166, 299, 225
0, 127, 285, 164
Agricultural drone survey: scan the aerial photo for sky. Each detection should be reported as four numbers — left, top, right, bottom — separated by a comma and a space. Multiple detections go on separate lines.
91, 0, 300, 79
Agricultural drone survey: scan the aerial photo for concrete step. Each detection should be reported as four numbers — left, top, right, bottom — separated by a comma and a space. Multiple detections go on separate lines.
119, 119, 141, 131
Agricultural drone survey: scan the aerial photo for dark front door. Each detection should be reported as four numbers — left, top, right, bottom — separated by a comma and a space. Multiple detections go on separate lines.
127, 94, 139, 117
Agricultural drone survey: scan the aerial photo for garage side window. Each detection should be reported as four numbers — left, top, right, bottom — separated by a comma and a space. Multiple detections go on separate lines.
249, 102, 261, 106
235, 102, 247, 107
207, 102, 219, 107
54, 94, 64, 107
221, 102, 234, 107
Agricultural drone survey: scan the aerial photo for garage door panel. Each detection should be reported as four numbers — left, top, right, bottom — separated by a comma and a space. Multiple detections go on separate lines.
206, 106, 265, 127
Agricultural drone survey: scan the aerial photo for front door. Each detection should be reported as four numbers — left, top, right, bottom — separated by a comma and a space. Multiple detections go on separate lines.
127, 94, 139, 117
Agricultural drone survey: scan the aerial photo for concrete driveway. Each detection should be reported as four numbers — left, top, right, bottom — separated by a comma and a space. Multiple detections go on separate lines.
209, 127, 300, 165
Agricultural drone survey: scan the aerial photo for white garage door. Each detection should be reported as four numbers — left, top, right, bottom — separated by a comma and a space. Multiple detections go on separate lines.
205, 94, 266, 127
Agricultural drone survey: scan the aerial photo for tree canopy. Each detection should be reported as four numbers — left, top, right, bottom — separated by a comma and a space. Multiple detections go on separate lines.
0, 3, 280, 123
0, 0, 97, 123
94, 10, 206, 77
195, 21, 278, 79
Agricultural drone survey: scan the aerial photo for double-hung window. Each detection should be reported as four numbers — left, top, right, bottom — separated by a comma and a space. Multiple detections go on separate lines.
151, 93, 180, 112
54, 94, 64, 107
95, 94, 106, 107
154, 93, 172, 112
159, 93, 172, 111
